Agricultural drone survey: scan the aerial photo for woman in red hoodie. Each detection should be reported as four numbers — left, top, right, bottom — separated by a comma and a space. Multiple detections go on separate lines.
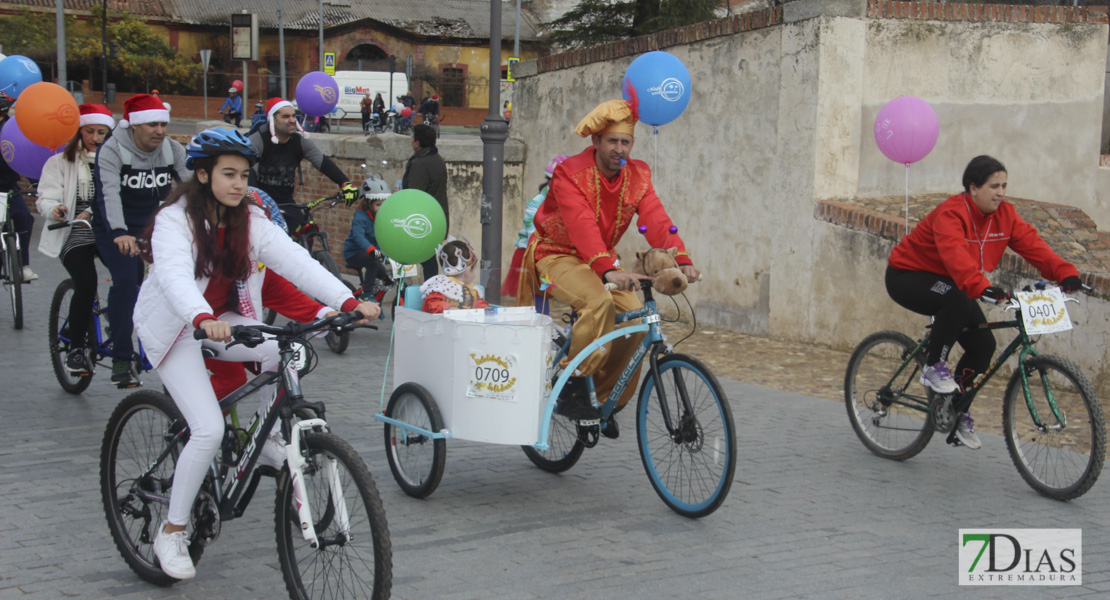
886, 155, 1082, 449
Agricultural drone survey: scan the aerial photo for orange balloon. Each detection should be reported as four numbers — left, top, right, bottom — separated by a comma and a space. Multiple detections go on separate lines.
14, 82, 80, 149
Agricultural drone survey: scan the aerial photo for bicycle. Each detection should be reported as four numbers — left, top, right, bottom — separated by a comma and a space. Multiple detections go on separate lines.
421, 112, 440, 138
100, 312, 391, 598
378, 277, 738, 519
264, 193, 357, 353
845, 282, 1105, 500
1, 191, 25, 329
45, 219, 153, 393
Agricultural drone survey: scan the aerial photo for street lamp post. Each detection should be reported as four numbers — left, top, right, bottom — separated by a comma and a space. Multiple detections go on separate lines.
480, 1, 508, 304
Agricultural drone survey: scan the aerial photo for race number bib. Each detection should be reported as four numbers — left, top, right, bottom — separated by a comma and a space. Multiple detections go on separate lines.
467, 352, 519, 401
1015, 287, 1072, 335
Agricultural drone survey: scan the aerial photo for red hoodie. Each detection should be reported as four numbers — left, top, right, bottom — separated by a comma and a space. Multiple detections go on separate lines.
888, 193, 1078, 299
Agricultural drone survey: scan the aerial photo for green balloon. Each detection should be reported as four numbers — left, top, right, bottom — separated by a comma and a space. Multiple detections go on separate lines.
373, 189, 447, 265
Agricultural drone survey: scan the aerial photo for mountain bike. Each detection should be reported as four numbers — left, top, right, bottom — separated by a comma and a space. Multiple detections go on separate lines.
1, 191, 25, 329
845, 282, 1104, 500
421, 112, 440, 138
100, 312, 391, 598
265, 193, 357, 353
46, 220, 153, 392
379, 278, 737, 519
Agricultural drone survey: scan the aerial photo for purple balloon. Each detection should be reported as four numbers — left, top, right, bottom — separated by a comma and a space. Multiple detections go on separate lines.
295, 72, 339, 117
0, 118, 61, 179
874, 96, 939, 165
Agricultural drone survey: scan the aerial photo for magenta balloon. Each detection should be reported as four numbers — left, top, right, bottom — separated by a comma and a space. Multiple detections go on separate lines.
295, 72, 339, 117
874, 96, 939, 165
0, 117, 61, 179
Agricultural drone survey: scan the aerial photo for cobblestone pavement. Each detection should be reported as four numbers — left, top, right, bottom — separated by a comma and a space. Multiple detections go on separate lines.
2, 217, 1108, 599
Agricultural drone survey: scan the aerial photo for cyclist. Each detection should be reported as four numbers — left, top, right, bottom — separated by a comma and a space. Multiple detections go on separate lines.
885, 155, 1082, 450
418, 93, 440, 125
133, 128, 379, 580
36, 104, 115, 374
0, 92, 38, 281
219, 87, 243, 127
515, 99, 699, 434
501, 154, 568, 300
249, 102, 266, 129
342, 174, 393, 302
92, 93, 189, 387
247, 97, 358, 235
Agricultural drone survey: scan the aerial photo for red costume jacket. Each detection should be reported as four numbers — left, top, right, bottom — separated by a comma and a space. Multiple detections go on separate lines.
532, 146, 692, 278
206, 269, 327, 401
888, 193, 1078, 299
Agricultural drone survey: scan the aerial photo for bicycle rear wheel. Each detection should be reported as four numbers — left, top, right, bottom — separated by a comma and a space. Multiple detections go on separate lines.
845, 331, 933, 460
101, 390, 200, 586
1003, 355, 1105, 500
3, 232, 22, 329
637, 354, 736, 518
383, 383, 446, 498
49, 279, 95, 393
312, 249, 351, 354
276, 432, 392, 600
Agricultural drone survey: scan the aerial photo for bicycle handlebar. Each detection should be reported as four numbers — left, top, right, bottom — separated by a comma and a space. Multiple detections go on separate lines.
193, 310, 374, 344
46, 218, 92, 231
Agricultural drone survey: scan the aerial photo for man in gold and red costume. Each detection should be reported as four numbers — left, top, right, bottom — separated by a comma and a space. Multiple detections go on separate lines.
516, 99, 700, 434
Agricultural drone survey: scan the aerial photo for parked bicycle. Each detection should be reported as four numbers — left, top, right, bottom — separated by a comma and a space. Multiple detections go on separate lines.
1, 191, 26, 329
100, 312, 391, 598
46, 220, 153, 392
845, 282, 1104, 500
264, 193, 357, 353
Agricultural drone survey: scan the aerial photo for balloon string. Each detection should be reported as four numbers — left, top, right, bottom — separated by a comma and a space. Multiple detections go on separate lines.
904, 163, 910, 238
653, 126, 659, 187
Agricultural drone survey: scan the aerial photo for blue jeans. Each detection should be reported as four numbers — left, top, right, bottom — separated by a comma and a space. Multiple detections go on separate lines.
94, 231, 146, 360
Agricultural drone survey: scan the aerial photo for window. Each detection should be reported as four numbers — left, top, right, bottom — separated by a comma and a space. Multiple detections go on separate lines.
440, 67, 465, 107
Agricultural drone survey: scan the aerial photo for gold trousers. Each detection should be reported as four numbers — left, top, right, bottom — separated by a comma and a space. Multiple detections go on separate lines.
536, 254, 645, 408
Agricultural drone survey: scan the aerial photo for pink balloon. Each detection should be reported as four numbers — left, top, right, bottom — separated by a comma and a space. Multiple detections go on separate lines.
874, 96, 939, 165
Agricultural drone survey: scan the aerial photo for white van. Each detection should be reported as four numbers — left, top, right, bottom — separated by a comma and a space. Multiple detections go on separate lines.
332, 70, 409, 118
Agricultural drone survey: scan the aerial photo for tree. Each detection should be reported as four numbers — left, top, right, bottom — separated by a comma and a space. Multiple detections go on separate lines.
546, 0, 724, 50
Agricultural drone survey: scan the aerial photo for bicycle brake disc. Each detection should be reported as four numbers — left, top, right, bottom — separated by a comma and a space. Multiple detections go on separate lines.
928, 392, 957, 433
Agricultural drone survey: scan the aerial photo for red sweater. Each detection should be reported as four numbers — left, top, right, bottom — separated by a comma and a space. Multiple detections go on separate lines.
888, 193, 1078, 299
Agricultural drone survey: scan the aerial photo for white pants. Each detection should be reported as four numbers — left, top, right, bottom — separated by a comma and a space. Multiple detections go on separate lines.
159, 312, 281, 527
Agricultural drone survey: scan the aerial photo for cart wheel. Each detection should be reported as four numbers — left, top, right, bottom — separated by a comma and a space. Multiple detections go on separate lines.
383, 383, 446, 498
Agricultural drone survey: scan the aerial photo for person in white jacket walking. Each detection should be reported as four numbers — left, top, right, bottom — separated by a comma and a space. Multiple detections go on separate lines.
36, 104, 115, 374
134, 128, 379, 580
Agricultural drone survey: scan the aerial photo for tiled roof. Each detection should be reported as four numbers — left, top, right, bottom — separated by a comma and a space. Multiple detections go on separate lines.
1, 0, 171, 17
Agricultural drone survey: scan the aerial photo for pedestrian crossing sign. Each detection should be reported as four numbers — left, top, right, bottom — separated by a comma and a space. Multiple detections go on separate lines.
324, 52, 336, 76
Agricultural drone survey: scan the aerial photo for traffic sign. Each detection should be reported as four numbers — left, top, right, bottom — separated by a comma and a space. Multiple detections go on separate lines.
507, 57, 519, 82
324, 52, 336, 76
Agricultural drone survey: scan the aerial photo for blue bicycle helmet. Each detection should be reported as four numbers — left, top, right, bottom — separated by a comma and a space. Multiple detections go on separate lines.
185, 127, 258, 170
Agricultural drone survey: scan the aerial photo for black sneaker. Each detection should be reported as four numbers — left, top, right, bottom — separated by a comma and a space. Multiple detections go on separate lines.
111, 359, 140, 388
65, 348, 91, 375
601, 415, 619, 439
553, 377, 601, 421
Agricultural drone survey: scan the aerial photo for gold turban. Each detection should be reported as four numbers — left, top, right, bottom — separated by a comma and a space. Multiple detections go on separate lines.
574, 99, 637, 138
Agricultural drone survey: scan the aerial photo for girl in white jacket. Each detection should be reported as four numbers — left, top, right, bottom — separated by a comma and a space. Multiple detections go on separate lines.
135, 128, 379, 580
35, 105, 114, 374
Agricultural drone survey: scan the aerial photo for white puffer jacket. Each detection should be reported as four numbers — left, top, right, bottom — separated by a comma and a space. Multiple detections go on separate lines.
35, 152, 83, 258
134, 201, 355, 368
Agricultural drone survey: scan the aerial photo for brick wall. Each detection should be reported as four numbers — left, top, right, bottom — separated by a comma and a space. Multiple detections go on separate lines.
866, 0, 1109, 23
78, 88, 233, 122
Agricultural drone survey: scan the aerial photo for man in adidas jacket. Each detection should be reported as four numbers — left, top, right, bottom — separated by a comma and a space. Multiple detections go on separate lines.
91, 93, 189, 386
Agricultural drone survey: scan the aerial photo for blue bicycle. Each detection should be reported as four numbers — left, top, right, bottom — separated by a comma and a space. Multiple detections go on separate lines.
47, 220, 151, 393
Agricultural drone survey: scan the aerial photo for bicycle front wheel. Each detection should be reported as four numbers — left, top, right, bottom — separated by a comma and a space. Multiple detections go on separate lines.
637, 354, 736, 518
49, 279, 95, 394
101, 390, 196, 586
522, 410, 584, 473
4, 232, 22, 329
312, 249, 351, 354
845, 331, 933, 460
276, 432, 392, 600
1003, 355, 1105, 501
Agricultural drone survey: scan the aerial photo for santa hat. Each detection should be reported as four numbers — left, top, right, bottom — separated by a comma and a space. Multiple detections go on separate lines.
119, 94, 169, 128
266, 97, 306, 143
78, 104, 115, 129
431, 94, 438, 101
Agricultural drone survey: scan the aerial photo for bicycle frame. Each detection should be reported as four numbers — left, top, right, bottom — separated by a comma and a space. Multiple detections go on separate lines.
879, 308, 1063, 430
56, 294, 153, 371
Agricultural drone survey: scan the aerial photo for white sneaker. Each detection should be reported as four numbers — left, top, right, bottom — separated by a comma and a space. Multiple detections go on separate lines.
921, 361, 959, 395
955, 413, 982, 450
257, 433, 287, 470
153, 522, 196, 579
21, 266, 38, 281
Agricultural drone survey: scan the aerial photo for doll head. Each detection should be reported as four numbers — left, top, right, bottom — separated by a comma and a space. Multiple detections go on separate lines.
437, 236, 478, 284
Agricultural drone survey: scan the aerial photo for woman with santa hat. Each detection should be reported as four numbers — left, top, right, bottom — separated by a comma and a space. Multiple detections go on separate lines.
36, 104, 116, 375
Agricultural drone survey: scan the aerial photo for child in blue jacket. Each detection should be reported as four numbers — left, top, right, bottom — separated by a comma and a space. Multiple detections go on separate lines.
342, 175, 392, 301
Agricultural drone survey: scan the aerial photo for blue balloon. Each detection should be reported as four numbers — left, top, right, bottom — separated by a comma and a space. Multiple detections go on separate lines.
0, 118, 61, 179
0, 55, 43, 99
621, 51, 691, 127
